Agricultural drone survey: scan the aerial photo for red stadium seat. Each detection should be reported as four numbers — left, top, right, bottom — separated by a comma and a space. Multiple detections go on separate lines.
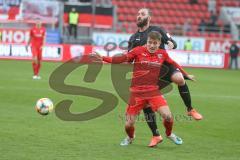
168, 10, 175, 17
117, 1, 125, 7
128, 8, 136, 15
146, 2, 156, 9
223, 33, 232, 39
174, 11, 182, 17
155, 2, 162, 9
132, 1, 141, 8
185, 4, 192, 10
189, 11, 197, 18
209, 33, 219, 38
171, 3, 178, 10
192, 5, 201, 11
197, 12, 205, 19
182, 10, 189, 17
152, 9, 159, 16
114, 0, 217, 35
162, 3, 171, 9
118, 14, 125, 21
171, 17, 179, 24
124, 1, 132, 7
200, 5, 207, 11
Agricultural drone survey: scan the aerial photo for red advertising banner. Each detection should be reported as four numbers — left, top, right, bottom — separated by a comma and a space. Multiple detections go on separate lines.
0, 43, 63, 61
205, 39, 240, 53
0, 43, 229, 69
0, 28, 30, 44
0, 43, 93, 61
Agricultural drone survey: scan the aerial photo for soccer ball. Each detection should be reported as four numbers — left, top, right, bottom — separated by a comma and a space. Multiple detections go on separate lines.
35, 98, 54, 115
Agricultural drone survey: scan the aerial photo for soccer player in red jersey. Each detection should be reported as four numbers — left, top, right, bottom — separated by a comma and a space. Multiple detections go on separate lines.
127, 8, 202, 147
96, 31, 194, 147
27, 21, 46, 80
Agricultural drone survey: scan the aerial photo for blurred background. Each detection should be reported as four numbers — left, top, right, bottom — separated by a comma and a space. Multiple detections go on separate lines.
0, 0, 239, 69
1, 1, 240, 159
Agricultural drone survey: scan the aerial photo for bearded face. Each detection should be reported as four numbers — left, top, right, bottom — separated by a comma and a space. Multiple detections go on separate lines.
136, 9, 150, 28
137, 16, 148, 28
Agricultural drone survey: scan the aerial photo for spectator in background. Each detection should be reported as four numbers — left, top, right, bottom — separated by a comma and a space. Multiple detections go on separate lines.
229, 41, 239, 69
68, 8, 79, 39
183, 19, 192, 35
80, 0, 92, 2
198, 19, 206, 34
210, 11, 217, 26
184, 39, 192, 51
173, 23, 183, 36
208, 0, 216, 13
189, 0, 198, 4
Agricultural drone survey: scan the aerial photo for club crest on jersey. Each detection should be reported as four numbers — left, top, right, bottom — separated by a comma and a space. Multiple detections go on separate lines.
157, 54, 163, 59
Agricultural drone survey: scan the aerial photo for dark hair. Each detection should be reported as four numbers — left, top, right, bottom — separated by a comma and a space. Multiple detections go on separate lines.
148, 31, 162, 41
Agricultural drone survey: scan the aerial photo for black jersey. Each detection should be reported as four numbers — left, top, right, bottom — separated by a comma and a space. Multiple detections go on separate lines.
128, 26, 177, 51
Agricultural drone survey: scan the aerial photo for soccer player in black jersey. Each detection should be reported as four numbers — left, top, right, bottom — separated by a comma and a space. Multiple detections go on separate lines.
128, 8, 203, 147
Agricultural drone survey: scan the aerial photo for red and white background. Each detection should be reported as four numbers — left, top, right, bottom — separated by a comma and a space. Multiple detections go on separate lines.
1, 32, 239, 69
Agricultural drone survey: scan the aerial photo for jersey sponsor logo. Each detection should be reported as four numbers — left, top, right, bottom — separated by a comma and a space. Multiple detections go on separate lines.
34, 34, 44, 37
141, 53, 147, 56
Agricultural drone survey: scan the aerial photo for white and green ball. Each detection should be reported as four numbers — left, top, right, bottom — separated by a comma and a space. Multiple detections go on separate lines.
35, 98, 54, 115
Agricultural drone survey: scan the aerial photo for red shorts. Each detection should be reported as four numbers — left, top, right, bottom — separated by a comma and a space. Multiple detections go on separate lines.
126, 91, 167, 115
31, 46, 42, 60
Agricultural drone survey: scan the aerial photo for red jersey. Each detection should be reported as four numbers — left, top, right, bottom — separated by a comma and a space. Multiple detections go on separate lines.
103, 46, 188, 93
30, 26, 46, 46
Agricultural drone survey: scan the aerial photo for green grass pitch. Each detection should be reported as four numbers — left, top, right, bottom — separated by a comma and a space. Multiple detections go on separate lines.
0, 60, 240, 160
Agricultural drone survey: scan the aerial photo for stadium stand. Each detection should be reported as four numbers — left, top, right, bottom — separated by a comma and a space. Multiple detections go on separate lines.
0, 0, 239, 44
113, 0, 240, 38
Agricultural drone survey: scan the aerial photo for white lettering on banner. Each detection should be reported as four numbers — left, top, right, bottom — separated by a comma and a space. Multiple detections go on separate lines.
70, 45, 85, 58
169, 52, 188, 64
208, 40, 231, 53
168, 51, 225, 68
2, 30, 13, 43
43, 46, 62, 58
0, 44, 11, 56
93, 32, 130, 46
0, 44, 62, 59
1, 29, 30, 43
93, 32, 206, 51
12, 45, 31, 57
13, 31, 26, 43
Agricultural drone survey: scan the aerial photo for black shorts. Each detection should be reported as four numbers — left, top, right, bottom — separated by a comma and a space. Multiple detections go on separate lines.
160, 62, 178, 82
158, 62, 189, 90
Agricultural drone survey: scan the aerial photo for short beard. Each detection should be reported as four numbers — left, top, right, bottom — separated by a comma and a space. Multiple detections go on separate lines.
137, 18, 148, 28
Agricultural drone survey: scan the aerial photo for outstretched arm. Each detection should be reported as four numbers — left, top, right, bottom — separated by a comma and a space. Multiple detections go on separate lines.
102, 54, 128, 64
95, 47, 139, 63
